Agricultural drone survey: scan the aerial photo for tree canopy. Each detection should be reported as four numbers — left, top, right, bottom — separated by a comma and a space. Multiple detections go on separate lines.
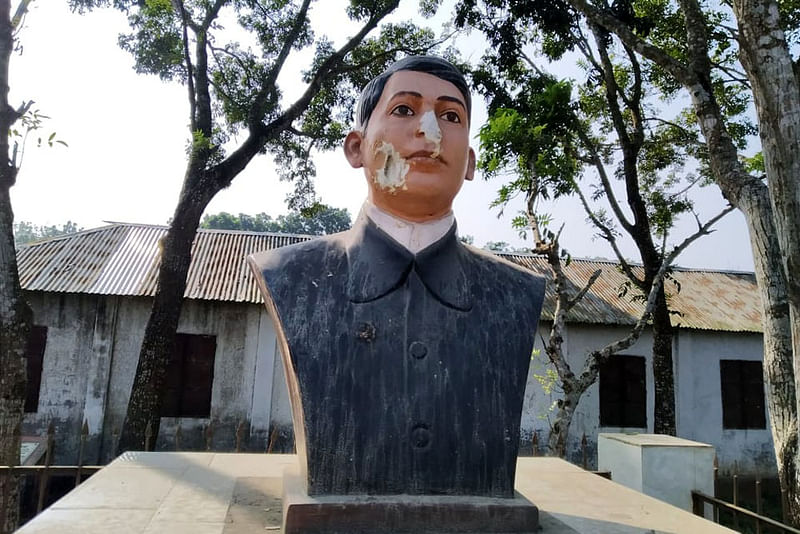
13, 220, 83, 245
201, 205, 351, 235
450, 0, 737, 450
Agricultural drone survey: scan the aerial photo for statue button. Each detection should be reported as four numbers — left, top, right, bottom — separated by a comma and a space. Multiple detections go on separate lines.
411, 423, 431, 449
355, 322, 376, 342
409, 341, 428, 359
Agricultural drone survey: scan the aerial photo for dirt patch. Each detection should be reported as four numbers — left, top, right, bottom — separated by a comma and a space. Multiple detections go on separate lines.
223, 477, 283, 533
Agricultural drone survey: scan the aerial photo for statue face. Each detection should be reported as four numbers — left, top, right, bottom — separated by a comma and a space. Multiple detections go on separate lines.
344, 70, 476, 222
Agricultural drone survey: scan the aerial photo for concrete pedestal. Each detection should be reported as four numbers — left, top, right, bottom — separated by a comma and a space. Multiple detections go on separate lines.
16, 451, 735, 533
598, 433, 715, 512
281, 467, 538, 533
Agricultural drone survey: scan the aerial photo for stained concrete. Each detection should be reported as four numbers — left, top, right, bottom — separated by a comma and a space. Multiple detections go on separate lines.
15, 452, 736, 533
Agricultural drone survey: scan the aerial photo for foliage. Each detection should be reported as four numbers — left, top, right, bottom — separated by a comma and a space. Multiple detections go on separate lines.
69, 0, 445, 209
200, 204, 351, 235
454, 0, 740, 443
482, 240, 530, 253
477, 74, 580, 205
13, 220, 83, 245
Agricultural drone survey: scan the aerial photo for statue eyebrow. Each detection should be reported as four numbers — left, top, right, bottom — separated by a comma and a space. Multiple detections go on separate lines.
386, 91, 467, 114
437, 95, 466, 110
388, 90, 423, 100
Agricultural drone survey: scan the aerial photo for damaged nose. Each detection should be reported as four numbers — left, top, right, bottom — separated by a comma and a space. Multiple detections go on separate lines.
418, 111, 442, 158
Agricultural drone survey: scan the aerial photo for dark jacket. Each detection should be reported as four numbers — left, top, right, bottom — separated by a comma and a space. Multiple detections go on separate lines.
248, 216, 545, 497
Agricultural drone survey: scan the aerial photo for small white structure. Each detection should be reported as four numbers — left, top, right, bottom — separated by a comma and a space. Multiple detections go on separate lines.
598, 433, 715, 511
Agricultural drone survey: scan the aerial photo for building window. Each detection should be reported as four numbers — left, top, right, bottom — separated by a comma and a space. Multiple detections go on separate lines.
161, 333, 216, 418
25, 326, 48, 413
599, 354, 646, 428
720, 360, 766, 430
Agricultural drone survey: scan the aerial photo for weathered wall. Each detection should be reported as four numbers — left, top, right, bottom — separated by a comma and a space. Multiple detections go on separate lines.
517, 322, 773, 476
21, 292, 111, 463
518, 323, 657, 467
674, 329, 772, 475
22, 292, 282, 463
21, 290, 773, 475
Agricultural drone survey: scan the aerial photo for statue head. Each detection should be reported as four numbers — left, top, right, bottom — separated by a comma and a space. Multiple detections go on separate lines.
344, 56, 476, 222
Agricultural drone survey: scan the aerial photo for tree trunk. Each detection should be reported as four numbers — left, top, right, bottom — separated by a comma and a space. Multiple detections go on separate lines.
547, 381, 584, 457
733, 6, 800, 523
651, 288, 676, 435
740, 185, 800, 524
0, 0, 30, 530
0, 187, 30, 534
117, 171, 215, 453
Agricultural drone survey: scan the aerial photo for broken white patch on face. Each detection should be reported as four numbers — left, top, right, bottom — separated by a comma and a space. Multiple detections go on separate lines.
419, 110, 442, 158
373, 141, 409, 192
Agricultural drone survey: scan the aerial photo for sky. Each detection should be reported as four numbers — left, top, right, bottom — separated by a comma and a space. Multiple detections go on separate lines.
8, 1, 755, 272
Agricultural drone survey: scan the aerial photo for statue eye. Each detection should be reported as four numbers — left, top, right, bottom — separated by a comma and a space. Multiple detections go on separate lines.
391, 105, 414, 117
441, 110, 461, 123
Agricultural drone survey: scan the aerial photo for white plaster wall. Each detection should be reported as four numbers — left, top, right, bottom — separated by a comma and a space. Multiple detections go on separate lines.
101, 297, 152, 458
23, 292, 282, 461
519, 322, 774, 476
675, 329, 773, 476
269, 348, 293, 428
105, 298, 278, 454
22, 292, 109, 462
520, 322, 656, 462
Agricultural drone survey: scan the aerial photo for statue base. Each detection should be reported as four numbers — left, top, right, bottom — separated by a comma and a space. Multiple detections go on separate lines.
282, 468, 540, 533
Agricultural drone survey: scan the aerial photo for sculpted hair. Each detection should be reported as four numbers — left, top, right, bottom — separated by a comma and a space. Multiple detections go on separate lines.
354, 55, 472, 130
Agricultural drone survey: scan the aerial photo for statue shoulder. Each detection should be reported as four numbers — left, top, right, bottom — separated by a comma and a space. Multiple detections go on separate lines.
248, 233, 348, 293
462, 244, 547, 302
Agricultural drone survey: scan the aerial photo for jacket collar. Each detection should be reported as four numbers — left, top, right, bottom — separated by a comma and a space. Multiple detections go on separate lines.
345, 216, 472, 311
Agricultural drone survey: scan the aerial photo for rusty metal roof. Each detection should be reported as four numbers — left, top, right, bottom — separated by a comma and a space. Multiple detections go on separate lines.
504, 254, 762, 333
17, 223, 310, 303
17, 223, 762, 332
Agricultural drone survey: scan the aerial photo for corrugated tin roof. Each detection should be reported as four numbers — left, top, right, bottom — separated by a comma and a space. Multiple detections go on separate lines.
17, 223, 310, 302
17, 223, 762, 333
504, 254, 762, 333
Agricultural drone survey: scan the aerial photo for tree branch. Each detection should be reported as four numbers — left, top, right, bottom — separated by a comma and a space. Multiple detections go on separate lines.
591, 25, 632, 147
11, 0, 32, 32
624, 44, 643, 113
572, 173, 643, 288
712, 61, 749, 85
201, 0, 225, 30
575, 127, 635, 233
173, 0, 197, 130
566, 269, 601, 312
213, 0, 400, 186
249, 0, 312, 129
565, 0, 696, 87
209, 43, 251, 76
575, 203, 735, 388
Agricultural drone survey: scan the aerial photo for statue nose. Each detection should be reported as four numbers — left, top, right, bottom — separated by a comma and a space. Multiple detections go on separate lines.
417, 110, 441, 140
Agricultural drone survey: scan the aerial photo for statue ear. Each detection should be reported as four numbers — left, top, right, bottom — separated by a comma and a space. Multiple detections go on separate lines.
465, 148, 476, 181
344, 131, 365, 169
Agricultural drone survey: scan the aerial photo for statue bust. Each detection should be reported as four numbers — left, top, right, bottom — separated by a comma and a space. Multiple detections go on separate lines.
248, 56, 545, 502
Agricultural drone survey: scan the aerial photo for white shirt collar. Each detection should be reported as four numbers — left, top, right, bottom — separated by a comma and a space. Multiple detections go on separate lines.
360, 201, 455, 254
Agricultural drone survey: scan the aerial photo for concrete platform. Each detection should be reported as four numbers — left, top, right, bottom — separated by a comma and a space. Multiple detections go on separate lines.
15, 452, 735, 533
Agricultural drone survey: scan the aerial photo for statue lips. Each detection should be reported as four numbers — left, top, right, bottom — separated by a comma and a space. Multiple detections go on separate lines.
406, 150, 444, 172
